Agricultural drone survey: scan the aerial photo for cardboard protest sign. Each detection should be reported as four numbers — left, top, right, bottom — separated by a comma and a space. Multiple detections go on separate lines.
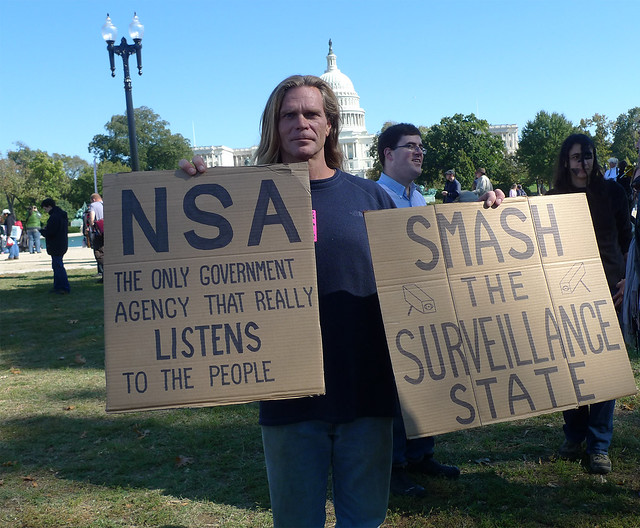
365, 194, 637, 438
102, 164, 324, 412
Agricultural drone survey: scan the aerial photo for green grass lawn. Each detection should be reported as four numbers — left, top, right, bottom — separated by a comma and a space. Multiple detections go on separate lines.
1, 270, 639, 527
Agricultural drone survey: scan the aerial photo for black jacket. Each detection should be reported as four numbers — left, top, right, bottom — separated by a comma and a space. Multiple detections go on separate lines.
3, 213, 16, 239
41, 206, 68, 256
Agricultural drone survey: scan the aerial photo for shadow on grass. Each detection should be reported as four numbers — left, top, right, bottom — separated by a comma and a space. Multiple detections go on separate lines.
1, 404, 271, 511
389, 469, 639, 527
3, 408, 639, 526
1, 270, 105, 371
387, 418, 640, 526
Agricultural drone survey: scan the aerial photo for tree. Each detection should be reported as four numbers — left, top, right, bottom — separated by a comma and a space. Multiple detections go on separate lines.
29, 151, 69, 202
89, 106, 193, 171
366, 121, 396, 180
0, 156, 23, 213
577, 113, 613, 165
2, 144, 71, 215
495, 154, 530, 193
611, 107, 640, 165
67, 160, 131, 210
421, 113, 506, 191
53, 154, 90, 181
517, 111, 576, 189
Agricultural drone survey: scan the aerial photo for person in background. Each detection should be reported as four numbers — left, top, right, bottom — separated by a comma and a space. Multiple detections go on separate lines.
376, 123, 428, 208
375, 123, 462, 498
86, 193, 104, 281
616, 160, 632, 210
40, 198, 70, 295
547, 134, 630, 474
473, 168, 493, 196
459, 168, 496, 202
25, 205, 42, 254
2, 208, 20, 260
442, 169, 461, 203
509, 183, 518, 197
604, 157, 618, 180
516, 183, 527, 196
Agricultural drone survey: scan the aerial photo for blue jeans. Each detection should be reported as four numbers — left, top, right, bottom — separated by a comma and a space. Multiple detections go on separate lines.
392, 413, 434, 466
563, 399, 615, 454
7, 239, 19, 259
261, 417, 392, 528
27, 228, 41, 253
51, 255, 70, 292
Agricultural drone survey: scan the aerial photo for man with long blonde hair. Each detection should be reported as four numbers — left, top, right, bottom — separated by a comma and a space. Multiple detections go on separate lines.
182, 74, 400, 527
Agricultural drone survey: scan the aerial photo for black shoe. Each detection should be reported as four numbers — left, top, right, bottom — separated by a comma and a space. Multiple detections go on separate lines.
558, 440, 583, 461
48, 288, 69, 295
409, 457, 460, 479
390, 467, 426, 498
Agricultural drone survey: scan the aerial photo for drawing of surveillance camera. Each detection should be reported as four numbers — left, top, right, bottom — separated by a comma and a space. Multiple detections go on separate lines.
560, 262, 590, 294
403, 284, 436, 316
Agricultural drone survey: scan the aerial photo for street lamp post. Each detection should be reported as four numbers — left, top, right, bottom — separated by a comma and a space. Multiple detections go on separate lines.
101, 13, 144, 172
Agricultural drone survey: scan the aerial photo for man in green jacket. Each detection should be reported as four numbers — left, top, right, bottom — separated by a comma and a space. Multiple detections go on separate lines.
25, 205, 42, 254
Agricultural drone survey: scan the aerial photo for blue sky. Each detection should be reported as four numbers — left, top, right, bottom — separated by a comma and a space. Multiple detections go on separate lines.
1, 0, 638, 164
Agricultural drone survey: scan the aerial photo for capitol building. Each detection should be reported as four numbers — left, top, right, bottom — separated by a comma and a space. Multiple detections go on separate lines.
193, 43, 517, 174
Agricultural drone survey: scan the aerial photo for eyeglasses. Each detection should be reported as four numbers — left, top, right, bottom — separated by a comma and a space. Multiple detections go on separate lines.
391, 143, 427, 155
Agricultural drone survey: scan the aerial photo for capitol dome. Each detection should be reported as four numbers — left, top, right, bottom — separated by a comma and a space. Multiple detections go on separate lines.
319, 40, 373, 178
320, 40, 366, 134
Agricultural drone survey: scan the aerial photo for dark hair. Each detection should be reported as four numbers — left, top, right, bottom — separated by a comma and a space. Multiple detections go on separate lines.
552, 133, 603, 190
41, 198, 56, 208
377, 123, 422, 168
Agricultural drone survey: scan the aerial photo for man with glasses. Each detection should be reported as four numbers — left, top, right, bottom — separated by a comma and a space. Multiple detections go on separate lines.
376, 123, 428, 208
376, 123, 505, 498
376, 123, 460, 498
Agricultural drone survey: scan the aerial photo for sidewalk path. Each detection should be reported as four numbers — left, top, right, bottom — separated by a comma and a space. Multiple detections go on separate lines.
0, 242, 98, 276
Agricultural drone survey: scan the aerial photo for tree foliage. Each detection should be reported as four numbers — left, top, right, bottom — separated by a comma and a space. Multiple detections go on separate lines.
517, 111, 576, 188
611, 107, 640, 165
366, 121, 396, 180
421, 114, 506, 191
577, 114, 613, 164
67, 160, 131, 209
0, 156, 23, 213
2, 144, 70, 215
53, 154, 90, 181
89, 106, 192, 171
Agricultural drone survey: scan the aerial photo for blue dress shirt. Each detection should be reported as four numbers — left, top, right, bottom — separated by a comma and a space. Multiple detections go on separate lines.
377, 173, 426, 208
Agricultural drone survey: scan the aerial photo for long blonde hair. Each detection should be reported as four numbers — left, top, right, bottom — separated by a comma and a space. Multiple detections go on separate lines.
255, 75, 343, 169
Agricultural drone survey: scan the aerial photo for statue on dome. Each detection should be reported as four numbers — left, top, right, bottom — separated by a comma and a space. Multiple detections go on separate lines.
328, 39, 332, 53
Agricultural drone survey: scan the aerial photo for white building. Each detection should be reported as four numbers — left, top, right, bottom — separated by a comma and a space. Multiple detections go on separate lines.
191, 144, 258, 168
488, 124, 519, 155
192, 41, 375, 177
320, 40, 374, 178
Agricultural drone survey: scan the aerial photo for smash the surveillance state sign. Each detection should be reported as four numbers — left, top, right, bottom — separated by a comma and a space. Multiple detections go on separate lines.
365, 194, 637, 438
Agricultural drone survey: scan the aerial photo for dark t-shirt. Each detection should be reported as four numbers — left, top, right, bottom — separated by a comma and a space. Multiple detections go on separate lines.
259, 170, 398, 425
547, 179, 631, 289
